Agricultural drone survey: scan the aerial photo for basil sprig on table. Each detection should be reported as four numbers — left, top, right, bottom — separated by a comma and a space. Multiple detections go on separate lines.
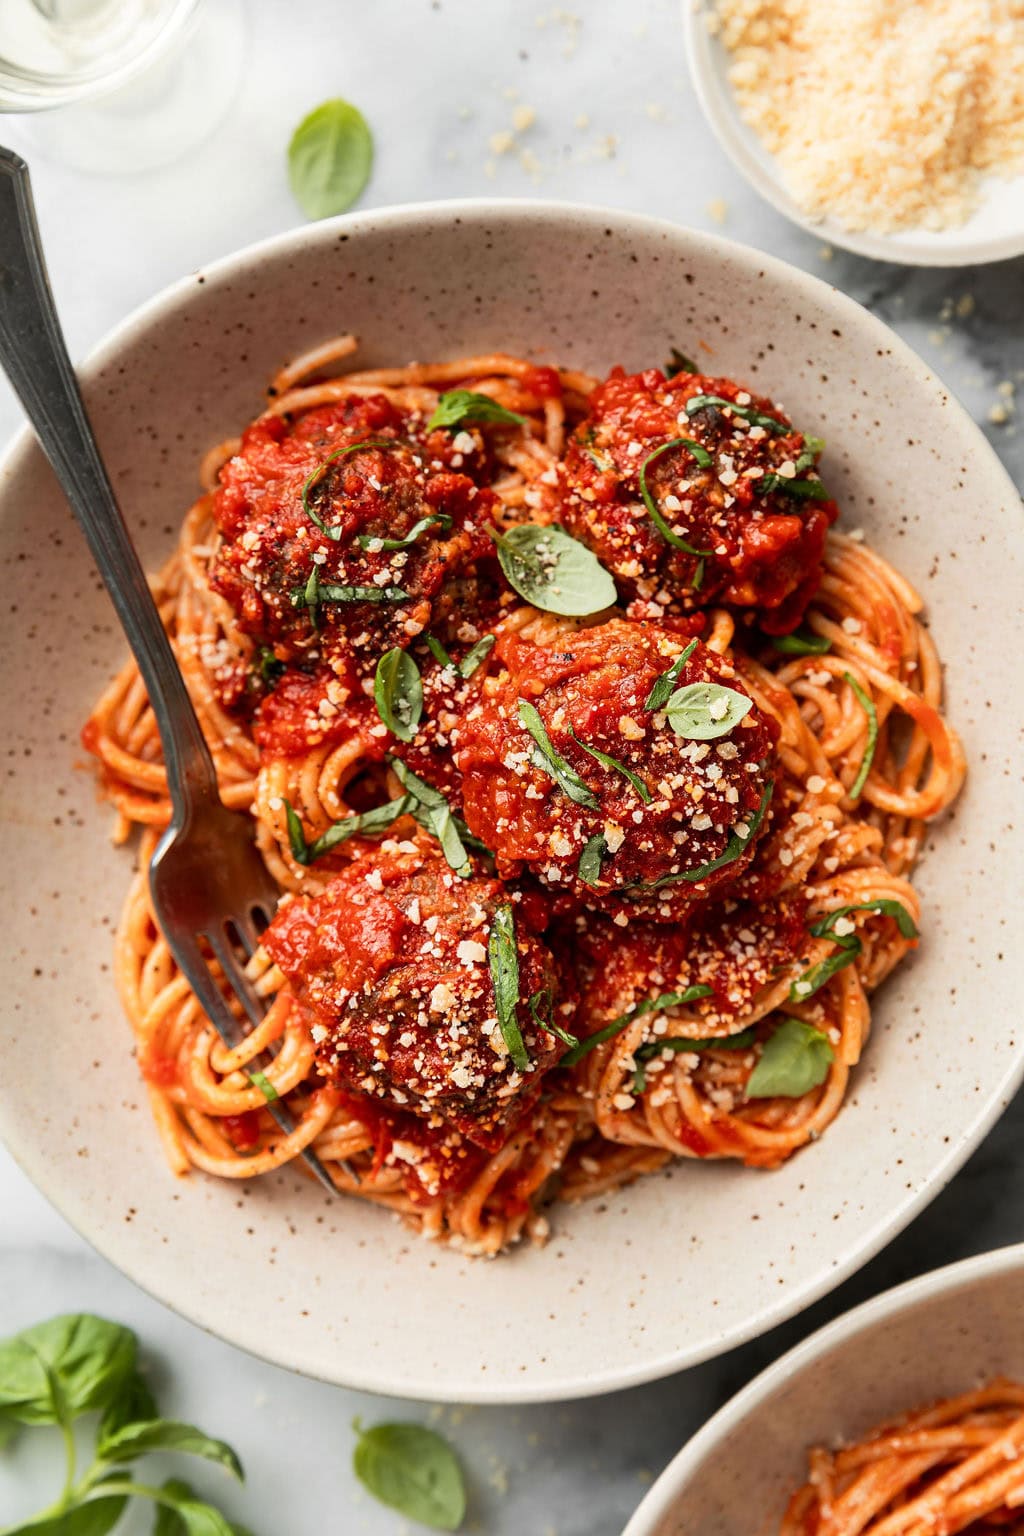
757, 472, 830, 500
638, 440, 713, 587
770, 626, 831, 657
789, 899, 918, 1002
426, 390, 526, 433
517, 700, 599, 808
353, 1419, 466, 1531
0, 1312, 249, 1535
568, 725, 652, 803
487, 903, 530, 1072
632, 1025, 756, 1093
685, 393, 789, 434
301, 438, 394, 538
560, 985, 714, 1068
374, 647, 424, 741
288, 97, 374, 220
645, 638, 698, 711
633, 779, 774, 891
745, 1016, 834, 1098
495, 523, 617, 616
844, 671, 878, 799
357, 511, 452, 551
665, 680, 753, 741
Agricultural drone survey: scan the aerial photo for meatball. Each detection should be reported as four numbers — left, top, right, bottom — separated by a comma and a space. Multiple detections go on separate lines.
262, 841, 569, 1149
453, 619, 778, 914
211, 394, 495, 662
553, 367, 838, 633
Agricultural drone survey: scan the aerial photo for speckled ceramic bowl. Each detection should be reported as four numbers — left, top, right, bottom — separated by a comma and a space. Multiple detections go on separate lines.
625, 1243, 1024, 1534
0, 201, 1021, 1403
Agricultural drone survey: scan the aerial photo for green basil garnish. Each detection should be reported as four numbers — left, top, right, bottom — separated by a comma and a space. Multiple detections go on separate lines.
517, 700, 600, 808
568, 726, 652, 803
577, 832, 607, 887
685, 394, 788, 434
638, 440, 713, 584
487, 903, 530, 1072
802, 435, 826, 457
561, 985, 713, 1068
353, 1418, 466, 1532
357, 512, 452, 551
665, 346, 698, 377
285, 795, 413, 865
745, 1016, 834, 1099
374, 647, 423, 742
289, 565, 409, 621
424, 633, 453, 668
301, 438, 394, 539
788, 900, 916, 1003
632, 1026, 756, 1093
427, 390, 526, 432
844, 671, 878, 800
789, 943, 859, 1002
529, 988, 580, 1051
458, 633, 496, 678
635, 778, 773, 890
387, 757, 489, 877
288, 97, 374, 220
770, 627, 831, 656
256, 647, 285, 686
495, 523, 617, 617
757, 472, 830, 500
665, 680, 753, 741
645, 638, 698, 711
248, 1070, 279, 1104
812, 900, 918, 942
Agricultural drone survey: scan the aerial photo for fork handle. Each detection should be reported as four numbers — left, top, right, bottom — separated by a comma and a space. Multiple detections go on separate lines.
0, 148, 219, 814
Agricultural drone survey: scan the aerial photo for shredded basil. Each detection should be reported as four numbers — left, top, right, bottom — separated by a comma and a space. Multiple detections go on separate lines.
770, 627, 831, 656
357, 512, 452, 551
685, 394, 788, 434
374, 648, 423, 742
529, 988, 580, 1051
745, 1016, 834, 1099
561, 985, 713, 1068
789, 942, 860, 1002
645, 638, 698, 711
665, 680, 753, 741
517, 700, 599, 808
635, 779, 773, 890
248, 1070, 279, 1104
289, 565, 409, 620
285, 795, 413, 865
458, 633, 495, 678
424, 633, 453, 669
568, 726, 652, 803
256, 647, 285, 686
288, 98, 373, 220
638, 440, 713, 584
301, 438, 394, 539
577, 832, 607, 887
632, 1026, 756, 1093
665, 346, 698, 377
495, 523, 617, 616
387, 757, 488, 876
427, 390, 526, 432
757, 472, 830, 500
844, 671, 878, 800
487, 904, 530, 1072
812, 899, 918, 942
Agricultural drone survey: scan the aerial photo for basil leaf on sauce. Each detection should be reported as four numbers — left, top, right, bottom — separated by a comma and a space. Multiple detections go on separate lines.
791, 899, 918, 1001
487, 904, 530, 1073
577, 833, 606, 887
757, 472, 830, 500
495, 523, 617, 617
529, 989, 579, 1051
644, 638, 698, 711
635, 779, 773, 890
638, 440, 713, 582
844, 671, 878, 800
424, 633, 454, 669
517, 701, 599, 808
458, 633, 496, 678
301, 438, 394, 540
374, 648, 423, 742
247, 1070, 279, 1104
745, 1017, 834, 1099
285, 795, 413, 865
289, 567, 409, 617
632, 1026, 756, 1093
685, 394, 788, 434
357, 512, 452, 551
427, 390, 526, 433
352, 1419, 466, 1532
560, 985, 713, 1068
665, 680, 753, 741
665, 346, 698, 377
770, 627, 831, 656
256, 647, 285, 686
387, 758, 488, 877
568, 727, 652, 803
288, 98, 373, 220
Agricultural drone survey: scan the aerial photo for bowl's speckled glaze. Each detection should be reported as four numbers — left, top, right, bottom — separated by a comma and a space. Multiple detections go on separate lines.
0, 201, 1021, 1403
626, 1243, 1024, 1534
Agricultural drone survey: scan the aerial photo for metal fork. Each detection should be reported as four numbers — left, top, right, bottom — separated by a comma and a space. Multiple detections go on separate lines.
0, 149, 341, 1195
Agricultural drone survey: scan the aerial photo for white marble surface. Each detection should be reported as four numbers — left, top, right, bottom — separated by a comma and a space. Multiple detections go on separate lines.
1, 2, 1022, 1531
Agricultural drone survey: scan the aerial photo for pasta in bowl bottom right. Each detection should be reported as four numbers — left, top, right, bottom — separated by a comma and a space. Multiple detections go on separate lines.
624, 1244, 1024, 1536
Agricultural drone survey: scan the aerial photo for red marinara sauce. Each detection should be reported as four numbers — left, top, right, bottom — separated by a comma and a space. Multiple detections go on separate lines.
553, 368, 838, 634
263, 840, 571, 1151
453, 619, 778, 915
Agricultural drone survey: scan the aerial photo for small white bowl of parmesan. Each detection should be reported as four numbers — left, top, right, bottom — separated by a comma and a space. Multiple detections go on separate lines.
683, 0, 1024, 265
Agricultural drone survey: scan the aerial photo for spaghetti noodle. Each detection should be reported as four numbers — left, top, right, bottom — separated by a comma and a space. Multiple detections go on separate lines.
83, 340, 965, 1254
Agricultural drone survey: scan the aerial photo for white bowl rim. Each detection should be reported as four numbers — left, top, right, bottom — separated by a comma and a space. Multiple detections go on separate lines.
623, 1240, 1024, 1535
1, 196, 1022, 1402
680, 2, 1024, 268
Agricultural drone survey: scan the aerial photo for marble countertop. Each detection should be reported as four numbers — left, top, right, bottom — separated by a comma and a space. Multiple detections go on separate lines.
1, 2, 1022, 1531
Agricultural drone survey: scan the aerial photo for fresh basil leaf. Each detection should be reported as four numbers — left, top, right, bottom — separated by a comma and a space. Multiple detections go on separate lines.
151, 1498, 237, 1536
789, 940, 861, 1002
375, 647, 424, 742
316, 582, 410, 604
843, 671, 878, 800
577, 833, 606, 887
424, 633, 454, 669
568, 727, 652, 803
284, 801, 310, 864
288, 98, 373, 219
387, 759, 483, 877
495, 523, 617, 617
685, 394, 788, 434
757, 472, 830, 500
98, 1366, 157, 1442
638, 440, 713, 576
632, 1026, 756, 1092
256, 647, 285, 687
5, 1499, 127, 1536
458, 633, 495, 678
0, 1316, 137, 1425
517, 701, 599, 808
301, 438, 394, 539
0, 1412, 18, 1449
285, 795, 414, 865
561, 986, 713, 1068
247, 1070, 278, 1104
644, 639, 698, 711
357, 512, 451, 551
353, 1420, 466, 1531
426, 390, 525, 432
528, 990, 579, 1051
487, 904, 529, 1073
802, 435, 826, 457
745, 1016, 834, 1099
811, 899, 918, 942
97, 1419, 242, 1480
769, 627, 831, 656
665, 346, 697, 377
636, 778, 774, 890
665, 680, 753, 741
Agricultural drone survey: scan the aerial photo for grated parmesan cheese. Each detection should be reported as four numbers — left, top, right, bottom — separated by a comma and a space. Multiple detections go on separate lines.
710, 0, 1024, 233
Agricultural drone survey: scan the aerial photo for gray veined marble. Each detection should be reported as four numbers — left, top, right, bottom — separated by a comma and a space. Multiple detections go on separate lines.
0, 1, 1021, 1531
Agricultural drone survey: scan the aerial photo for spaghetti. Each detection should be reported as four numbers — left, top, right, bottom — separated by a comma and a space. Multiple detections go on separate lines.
83, 340, 965, 1254
782, 1380, 1024, 1534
